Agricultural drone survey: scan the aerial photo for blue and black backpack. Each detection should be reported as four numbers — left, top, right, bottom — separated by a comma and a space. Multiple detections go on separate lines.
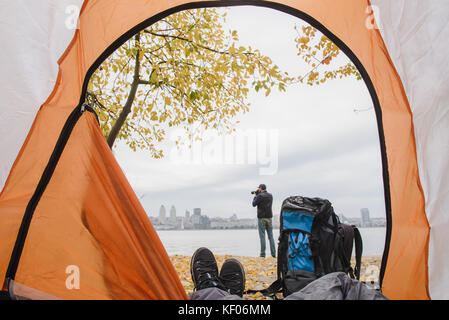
249, 196, 363, 298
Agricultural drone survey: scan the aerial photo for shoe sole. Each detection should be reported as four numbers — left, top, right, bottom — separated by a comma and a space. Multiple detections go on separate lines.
190, 247, 217, 289
220, 258, 246, 296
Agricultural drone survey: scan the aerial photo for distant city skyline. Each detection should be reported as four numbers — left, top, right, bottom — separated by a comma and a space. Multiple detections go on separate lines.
150, 204, 386, 230
147, 201, 384, 220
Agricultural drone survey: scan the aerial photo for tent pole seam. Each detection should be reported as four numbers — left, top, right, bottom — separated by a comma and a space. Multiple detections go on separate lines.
2, 106, 97, 289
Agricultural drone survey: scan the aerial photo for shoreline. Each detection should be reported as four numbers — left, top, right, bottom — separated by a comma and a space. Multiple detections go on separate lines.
170, 254, 382, 300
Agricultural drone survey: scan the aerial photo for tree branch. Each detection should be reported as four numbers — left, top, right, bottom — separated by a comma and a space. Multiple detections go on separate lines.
106, 33, 142, 148
144, 30, 253, 57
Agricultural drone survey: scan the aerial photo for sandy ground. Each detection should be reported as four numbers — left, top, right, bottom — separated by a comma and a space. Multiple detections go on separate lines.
169, 254, 382, 300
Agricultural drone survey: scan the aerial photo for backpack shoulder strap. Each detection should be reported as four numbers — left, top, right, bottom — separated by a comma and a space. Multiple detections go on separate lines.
245, 278, 283, 299
352, 226, 363, 280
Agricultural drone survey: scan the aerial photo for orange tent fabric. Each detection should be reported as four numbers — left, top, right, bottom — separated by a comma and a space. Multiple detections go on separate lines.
12, 112, 187, 299
0, 0, 430, 299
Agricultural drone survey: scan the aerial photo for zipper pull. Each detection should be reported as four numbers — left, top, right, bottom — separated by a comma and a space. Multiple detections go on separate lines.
80, 103, 88, 113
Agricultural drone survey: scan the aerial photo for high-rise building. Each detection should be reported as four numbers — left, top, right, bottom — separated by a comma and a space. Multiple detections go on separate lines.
361, 208, 370, 227
185, 210, 190, 219
191, 214, 201, 225
193, 208, 201, 216
159, 205, 166, 223
170, 205, 176, 221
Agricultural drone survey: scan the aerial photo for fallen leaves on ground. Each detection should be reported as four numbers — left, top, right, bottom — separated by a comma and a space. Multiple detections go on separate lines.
169, 255, 381, 300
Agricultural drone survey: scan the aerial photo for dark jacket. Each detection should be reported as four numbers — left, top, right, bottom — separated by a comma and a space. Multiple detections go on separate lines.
252, 191, 273, 219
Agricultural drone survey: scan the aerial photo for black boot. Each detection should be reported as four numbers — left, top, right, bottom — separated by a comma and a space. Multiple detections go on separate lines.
219, 258, 246, 297
190, 247, 227, 292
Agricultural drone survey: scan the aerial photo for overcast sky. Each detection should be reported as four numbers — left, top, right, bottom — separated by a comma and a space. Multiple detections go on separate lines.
113, 6, 386, 220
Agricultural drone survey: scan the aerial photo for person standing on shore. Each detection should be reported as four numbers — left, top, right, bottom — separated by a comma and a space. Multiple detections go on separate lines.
252, 184, 276, 258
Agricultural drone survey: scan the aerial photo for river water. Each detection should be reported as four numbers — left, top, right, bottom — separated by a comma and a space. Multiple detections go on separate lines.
157, 227, 386, 257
